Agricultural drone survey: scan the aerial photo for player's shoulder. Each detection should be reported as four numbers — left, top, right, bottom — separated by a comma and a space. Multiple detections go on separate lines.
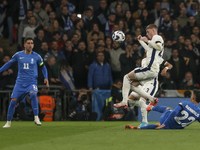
152, 35, 163, 42
12, 50, 24, 57
32, 51, 42, 58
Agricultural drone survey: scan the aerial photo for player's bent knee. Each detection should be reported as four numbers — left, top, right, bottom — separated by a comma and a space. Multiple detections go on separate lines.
11, 98, 18, 102
165, 107, 173, 110
30, 91, 37, 94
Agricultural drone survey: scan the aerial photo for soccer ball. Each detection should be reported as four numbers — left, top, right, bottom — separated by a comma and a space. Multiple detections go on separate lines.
112, 31, 125, 43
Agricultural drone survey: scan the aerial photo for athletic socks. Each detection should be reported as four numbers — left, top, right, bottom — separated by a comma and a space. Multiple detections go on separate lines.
131, 85, 154, 101
152, 106, 167, 113
7, 100, 17, 121
30, 92, 39, 116
139, 97, 148, 123
140, 124, 157, 129
122, 75, 131, 103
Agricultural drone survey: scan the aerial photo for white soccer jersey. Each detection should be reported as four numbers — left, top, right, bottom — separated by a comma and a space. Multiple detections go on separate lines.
144, 35, 164, 73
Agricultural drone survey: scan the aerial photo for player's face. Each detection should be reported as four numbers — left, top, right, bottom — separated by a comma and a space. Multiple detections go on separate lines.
24, 40, 34, 51
146, 29, 154, 40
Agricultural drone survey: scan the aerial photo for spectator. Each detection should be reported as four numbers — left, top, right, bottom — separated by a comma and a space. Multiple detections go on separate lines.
22, 16, 37, 40
133, 43, 142, 57
57, 6, 72, 34
125, 10, 134, 31
38, 42, 49, 59
61, 40, 73, 64
178, 35, 185, 50
163, 39, 172, 61
105, 13, 116, 37
112, 23, 120, 32
154, 8, 168, 28
140, 9, 154, 29
158, 14, 171, 34
181, 16, 197, 37
119, 44, 137, 79
62, 33, 68, 43
180, 72, 197, 90
59, 59, 75, 90
94, 0, 110, 32
132, 0, 146, 19
105, 36, 113, 52
115, 4, 124, 18
173, 1, 186, 18
109, 0, 129, 14
187, 0, 199, 16
109, 42, 125, 80
87, 23, 104, 44
72, 41, 88, 88
71, 33, 80, 50
131, 18, 144, 34
111, 79, 122, 101
33, 0, 49, 26
192, 26, 200, 38
70, 12, 78, 25
47, 11, 56, 24
44, 41, 66, 78
96, 44, 110, 64
149, 2, 161, 22
91, 31, 100, 44
97, 39, 106, 47
18, 10, 33, 48
86, 40, 96, 65
120, 32, 133, 50
88, 52, 113, 90
56, 0, 75, 16
83, 7, 97, 33
161, 0, 171, 12
160, 71, 177, 89
118, 19, 128, 34
48, 31, 65, 50
176, 7, 188, 28
191, 34, 200, 51
69, 90, 97, 121
133, 28, 142, 43
49, 19, 64, 35
33, 29, 48, 53
179, 38, 199, 82
168, 49, 186, 88
194, 5, 200, 26
44, 3, 52, 15
165, 19, 181, 42
68, 19, 87, 41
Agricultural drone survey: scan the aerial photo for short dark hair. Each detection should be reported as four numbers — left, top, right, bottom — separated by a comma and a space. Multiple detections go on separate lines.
92, 31, 99, 36
97, 51, 104, 56
24, 37, 34, 43
53, 31, 60, 36
62, 5, 68, 10
193, 89, 200, 103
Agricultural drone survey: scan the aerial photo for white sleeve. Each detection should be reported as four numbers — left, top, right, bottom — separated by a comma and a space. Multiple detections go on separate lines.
148, 35, 163, 51
139, 40, 150, 51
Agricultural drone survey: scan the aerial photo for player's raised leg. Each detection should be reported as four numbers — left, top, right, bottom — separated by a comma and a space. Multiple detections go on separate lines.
30, 91, 41, 125
3, 98, 17, 128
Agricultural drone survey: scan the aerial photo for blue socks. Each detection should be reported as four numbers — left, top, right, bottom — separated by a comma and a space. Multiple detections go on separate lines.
7, 100, 17, 121
152, 106, 167, 113
140, 124, 157, 129
30, 93, 38, 116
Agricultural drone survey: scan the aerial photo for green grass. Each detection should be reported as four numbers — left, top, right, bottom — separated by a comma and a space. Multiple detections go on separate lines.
0, 121, 200, 150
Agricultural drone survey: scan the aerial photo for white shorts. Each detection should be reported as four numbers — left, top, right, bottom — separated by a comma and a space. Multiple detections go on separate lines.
130, 78, 158, 99
134, 67, 158, 82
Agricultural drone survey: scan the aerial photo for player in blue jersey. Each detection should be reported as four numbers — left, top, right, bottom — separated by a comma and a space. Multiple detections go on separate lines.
0, 37, 49, 128
125, 89, 200, 130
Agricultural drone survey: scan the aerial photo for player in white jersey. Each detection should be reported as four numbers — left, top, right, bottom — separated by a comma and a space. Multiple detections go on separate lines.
114, 24, 164, 108
128, 55, 173, 127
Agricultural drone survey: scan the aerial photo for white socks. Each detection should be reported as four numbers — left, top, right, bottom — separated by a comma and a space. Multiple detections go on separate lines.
122, 75, 131, 103
34, 116, 39, 120
131, 85, 154, 102
139, 97, 148, 123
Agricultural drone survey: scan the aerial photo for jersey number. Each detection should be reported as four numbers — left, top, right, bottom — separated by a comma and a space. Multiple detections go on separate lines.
23, 63, 29, 69
174, 110, 195, 127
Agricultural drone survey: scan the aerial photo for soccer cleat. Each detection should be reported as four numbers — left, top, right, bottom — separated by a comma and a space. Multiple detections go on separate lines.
149, 98, 159, 106
138, 122, 148, 127
146, 105, 154, 111
3, 121, 11, 128
125, 125, 140, 130
114, 102, 128, 109
34, 117, 42, 126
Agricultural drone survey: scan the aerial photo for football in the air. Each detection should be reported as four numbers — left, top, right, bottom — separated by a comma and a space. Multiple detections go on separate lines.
112, 31, 125, 43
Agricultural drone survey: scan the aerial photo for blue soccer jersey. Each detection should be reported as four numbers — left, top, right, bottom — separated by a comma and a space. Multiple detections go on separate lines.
11, 50, 44, 83
163, 101, 200, 129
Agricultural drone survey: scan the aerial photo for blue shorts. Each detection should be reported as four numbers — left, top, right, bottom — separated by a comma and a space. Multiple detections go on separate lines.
160, 109, 172, 125
11, 82, 38, 102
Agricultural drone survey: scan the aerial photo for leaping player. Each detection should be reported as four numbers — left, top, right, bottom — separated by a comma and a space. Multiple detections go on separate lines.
114, 24, 164, 109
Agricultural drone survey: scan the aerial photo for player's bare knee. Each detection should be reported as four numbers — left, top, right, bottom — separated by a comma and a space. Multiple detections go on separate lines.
11, 98, 17, 102
156, 123, 160, 127
165, 107, 173, 110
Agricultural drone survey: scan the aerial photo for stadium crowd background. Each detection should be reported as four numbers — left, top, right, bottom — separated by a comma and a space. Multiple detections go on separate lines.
0, 0, 200, 94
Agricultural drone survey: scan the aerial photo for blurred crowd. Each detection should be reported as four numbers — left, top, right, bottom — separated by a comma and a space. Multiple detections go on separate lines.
0, 0, 200, 93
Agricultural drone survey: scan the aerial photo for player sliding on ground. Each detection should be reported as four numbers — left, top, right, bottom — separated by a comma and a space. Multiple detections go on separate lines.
125, 89, 200, 130
114, 24, 164, 109
0, 37, 49, 128
128, 52, 172, 127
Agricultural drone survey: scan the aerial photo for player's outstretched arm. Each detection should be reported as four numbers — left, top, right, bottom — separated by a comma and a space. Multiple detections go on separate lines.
160, 61, 173, 76
139, 40, 150, 51
0, 59, 16, 73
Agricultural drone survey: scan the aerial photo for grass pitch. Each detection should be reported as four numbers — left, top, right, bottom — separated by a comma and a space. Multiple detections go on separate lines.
0, 121, 200, 150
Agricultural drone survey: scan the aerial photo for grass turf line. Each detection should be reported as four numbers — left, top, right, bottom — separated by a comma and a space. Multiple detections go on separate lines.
0, 121, 200, 150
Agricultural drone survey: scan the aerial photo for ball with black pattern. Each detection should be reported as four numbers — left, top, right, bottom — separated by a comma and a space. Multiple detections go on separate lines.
112, 31, 125, 43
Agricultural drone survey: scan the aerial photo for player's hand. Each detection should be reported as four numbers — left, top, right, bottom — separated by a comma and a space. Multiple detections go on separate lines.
140, 36, 148, 43
160, 68, 167, 76
156, 124, 165, 129
44, 79, 49, 87
137, 35, 142, 41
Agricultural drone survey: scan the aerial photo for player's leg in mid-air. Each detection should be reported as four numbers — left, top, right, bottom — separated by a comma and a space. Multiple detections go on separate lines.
114, 69, 158, 108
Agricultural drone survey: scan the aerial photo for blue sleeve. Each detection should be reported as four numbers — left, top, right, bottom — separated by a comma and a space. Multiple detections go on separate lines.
42, 65, 48, 79
88, 63, 95, 88
37, 54, 44, 66
60, 51, 66, 60
187, 6, 195, 16
162, 105, 182, 125
0, 53, 18, 73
